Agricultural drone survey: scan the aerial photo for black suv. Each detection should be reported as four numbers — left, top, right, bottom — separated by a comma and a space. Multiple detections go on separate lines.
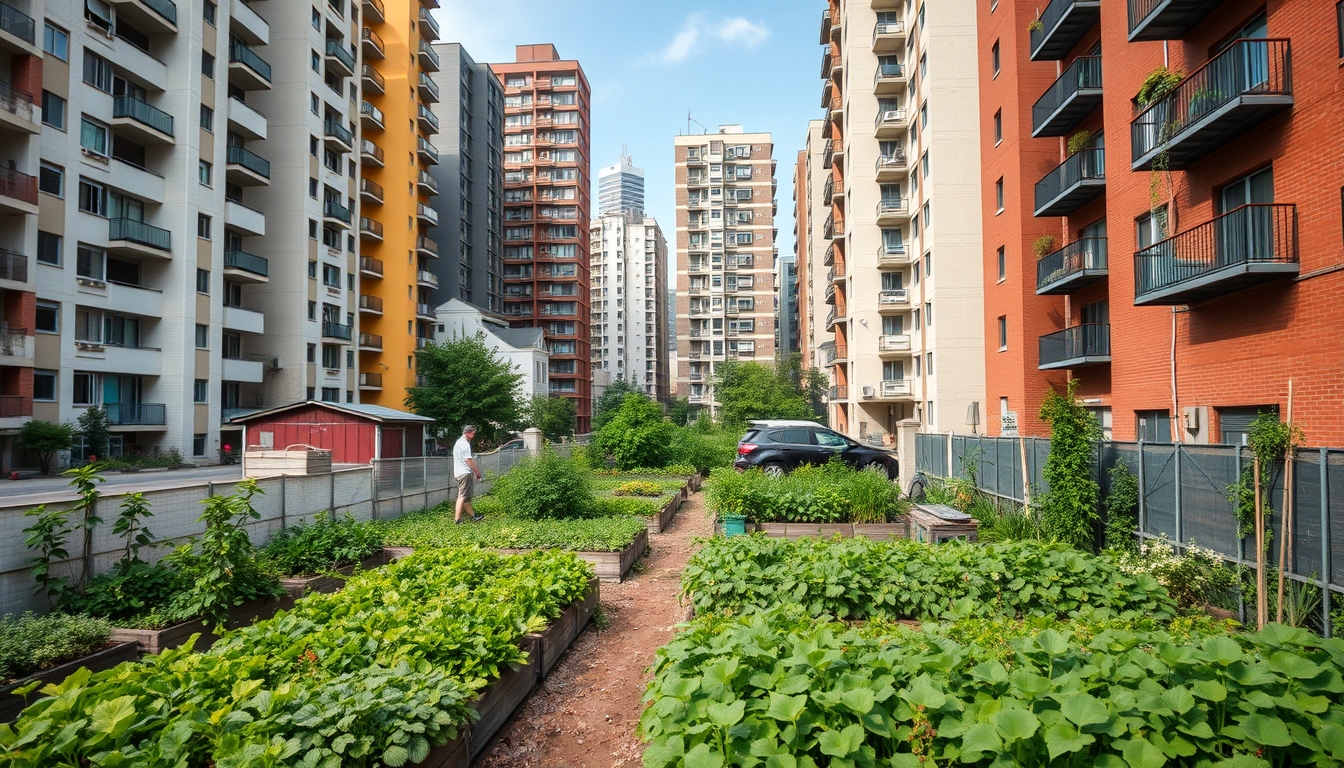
735, 420, 898, 479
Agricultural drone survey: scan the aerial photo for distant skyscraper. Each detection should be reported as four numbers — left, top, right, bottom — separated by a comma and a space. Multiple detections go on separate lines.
597, 153, 645, 216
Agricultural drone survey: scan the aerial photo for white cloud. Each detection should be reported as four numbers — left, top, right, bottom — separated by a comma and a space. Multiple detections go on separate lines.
644, 13, 770, 65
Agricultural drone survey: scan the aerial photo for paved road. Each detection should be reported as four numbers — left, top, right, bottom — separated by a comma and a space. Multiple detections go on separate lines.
0, 465, 244, 507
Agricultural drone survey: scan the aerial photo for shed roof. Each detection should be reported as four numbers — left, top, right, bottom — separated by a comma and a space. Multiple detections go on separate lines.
228, 400, 435, 425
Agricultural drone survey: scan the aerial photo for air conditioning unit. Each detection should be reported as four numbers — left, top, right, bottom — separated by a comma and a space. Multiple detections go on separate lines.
268, 357, 283, 371
861, 385, 876, 399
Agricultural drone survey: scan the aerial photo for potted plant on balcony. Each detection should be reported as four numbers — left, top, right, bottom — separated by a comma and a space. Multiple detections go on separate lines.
1187, 85, 1224, 120
1032, 234, 1055, 259
1066, 130, 1092, 157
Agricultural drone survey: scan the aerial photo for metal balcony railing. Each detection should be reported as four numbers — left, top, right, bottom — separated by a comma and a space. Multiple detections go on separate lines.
1032, 56, 1103, 137
322, 321, 353, 341
878, 289, 908, 306
359, 295, 383, 313
362, 63, 385, 91
360, 101, 384, 128
361, 140, 384, 164
0, 1, 35, 44
417, 236, 439, 256
105, 403, 167, 426
416, 203, 439, 226
0, 247, 27, 282
229, 42, 272, 83
417, 104, 439, 132
418, 41, 440, 70
419, 73, 440, 100
360, 177, 384, 202
1128, 0, 1223, 41
361, 27, 385, 57
417, 170, 439, 194
325, 39, 355, 72
1029, 0, 1101, 61
876, 199, 908, 219
417, 137, 440, 163
139, 0, 177, 25
418, 8, 440, 39
109, 218, 171, 251
112, 95, 175, 137
0, 80, 33, 123
324, 200, 352, 224
324, 120, 354, 147
359, 332, 382, 348
226, 145, 270, 178
360, 256, 383, 276
1034, 147, 1105, 216
416, 269, 439, 287
359, 373, 383, 388
1038, 324, 1111, 369
0, 167, 36, 206
874, 62, 905, 83
363, 0, 385, 21
360, 217, 383, 238
828, 384, 848, 400
224, 248, 269, 277
1036, 238, 1108, 294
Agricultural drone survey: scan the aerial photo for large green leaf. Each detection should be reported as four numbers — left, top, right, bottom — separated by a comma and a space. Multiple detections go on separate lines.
899, 675, 947, 710
1044, 723, 1095, 760
684, 743, 726, 768
1239, 714, 1293, 748
1118, 736, 1166, 768
708, 701, 745, 729
993, 709, 1039, 742
1267, 652, 1323, 680
959, 722, 1002, 758
817, 724, 865, 757
766, 693, 808, 723
1060, 692, 1110, 728
89, 696, 138, 739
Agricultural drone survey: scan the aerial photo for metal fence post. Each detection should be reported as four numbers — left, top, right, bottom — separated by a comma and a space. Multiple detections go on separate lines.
1320, 448, 1332, 639
946, 432, 953, 479
370, 462, 379, 521
1235, 447, 1245, 625
330, 471, 336, 513
280, 475, 287, 531
1136, 442, 1146, 542
398, 458, 405, 517
1174, 445, 1183, 547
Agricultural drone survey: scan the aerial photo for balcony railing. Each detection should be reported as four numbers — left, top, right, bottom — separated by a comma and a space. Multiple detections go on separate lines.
1134, 203, 1297, 306
877, 243, 908, 267
0, 80, 33, 123
1036, 238, 1107, 295
0, 167, 36, 206
361, 27, 385, 58
874, 62, 905, 85
360, 217, 383, 238
0, 247, 27, 282
0, 1, 35, 44
359, 332, 382, 349
359, 295, 383, 313
226, 145, 270, 178
325, 39, 355, 72
418, 8, 440, 39
1029, 0, 1101, 61
417, 104, 439, 132
821, 176, 834, 206
109, 218, 171, 251
878, 334, 911, 353
419, 73, 440, 101
363, 0, 385, 21
137, 0, 177, 26
819, 9, 831, 43
876, 199, 909, 220
416, 203, 439, 226
1039, 324, 1111, 370
1032, 56, 1103, 137
324, 200, 352, 224
417, 137, 440, 163
1034, 147, 1105, 217
875, 153, 908, 175
828, 385, 848, 400
0, 328, 30, 358
360, 177, 384, 202
224, 248, 269, 277
360, 100, 384, 128
1131, 39, 1292, 171
881, 380, 912, 398
360, 256, 383, 276
417, 236, 439, 256
416, 302, 434, 317
359, 373, 383, 389
0, 394, 30, 418
361, 140, 384, 165
112, 95, 174, 137
362, 63, 385, 92
324, 119, 354, 147
323, 321, 353, 340
229, 42, 273, 83
878, 289, 909, 306
1128, 0, 1223, 42
418, 41, 440, 71
417, 269, 439, 287
105, 403, 167, 426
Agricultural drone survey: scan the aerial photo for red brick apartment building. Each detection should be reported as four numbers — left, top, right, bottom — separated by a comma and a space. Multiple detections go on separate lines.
492, 45, 593, 432
980, 0, 1344, 445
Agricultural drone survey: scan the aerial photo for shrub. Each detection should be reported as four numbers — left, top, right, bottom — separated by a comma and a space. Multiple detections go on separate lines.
62, 560, 181, 625
0, 612, 112, 682
491, 449, 593, 520
1038, 378, 1103, 552
592, 394, 675, 470
705, 463, 905, 524
1117, 535, 1237, 611
667, 425, 740, 474
1104, 462, 1140, 553
611, 480, 664, 497
258, 512, 384, 576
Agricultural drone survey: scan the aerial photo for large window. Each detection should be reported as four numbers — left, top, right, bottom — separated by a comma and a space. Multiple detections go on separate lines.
78, 179, 107, 216
82, 52, 113, 92
43, 23, 68, 61
80, 118, 109, 157
39, 163, 63, 197
1137, 410, 1172, 443
37, 232, 61, 265
42, 92, 66, 130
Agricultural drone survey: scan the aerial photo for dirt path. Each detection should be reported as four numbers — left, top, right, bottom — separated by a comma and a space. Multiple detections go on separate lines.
476, 491, 711, 768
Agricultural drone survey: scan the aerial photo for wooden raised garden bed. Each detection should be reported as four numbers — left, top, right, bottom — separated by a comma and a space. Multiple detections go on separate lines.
108, 594, 295, 654
739, 520, 909, 540
496, 527, 647, 583
0, 641, 140, 724
644, 494, 681, 534
278, 549, 397, 600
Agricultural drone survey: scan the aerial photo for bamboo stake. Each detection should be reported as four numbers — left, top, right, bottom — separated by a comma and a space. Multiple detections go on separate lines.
1019, 435, 1032, 517
1276, 381, 1294, 625
1255, 454, 1266, 629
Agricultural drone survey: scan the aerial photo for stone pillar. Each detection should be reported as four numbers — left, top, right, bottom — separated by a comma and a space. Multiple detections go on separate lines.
895, 418, 922, 493
522, 428, 544, 456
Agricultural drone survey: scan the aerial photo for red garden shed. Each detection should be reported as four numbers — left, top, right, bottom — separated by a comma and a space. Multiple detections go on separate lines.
228, 401, 435, 466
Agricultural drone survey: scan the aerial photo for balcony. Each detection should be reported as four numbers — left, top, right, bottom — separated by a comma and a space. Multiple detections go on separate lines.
875, 199, 911, 225
1032, 56, 1103, 138
881, 380, 913, 399
225, 200, 265, 236
361, 27, 384, 60
417, 137, 440, 164
819, 9, 831, 43
360, 101, 384, 131
324, 119, 354, 151
417, 236, 439, 258
105, 403, 166, 427
222, 305, 263, 335
825, 307, 844, 329
0, 328, 32, 362
362, 64, 385, 95
108, 218, 171, 257
418, 41, 440, 71
873, 63, 907, 94
416, 269, 439, 288
1037, 238, 1107, 294
416, 203, 439, 227
359, 295, 383, 315
416, 303, 436, 321
359, 217, 383, 241
1128, 0, 1223, 41
225, 145, 270, 185
360, 178, 384, 204
1034, 147, 1105, 217
363, 0, 385, 23
417, 104, 439, 134
111, 96, 174, 144
324, 200, 352, 226
0, 1, 36, 51
0, 247, 27, 284
1134, 203, 1297, 306
222, 356, 264, 384
108, 0, 177, 34
872, 20, 906, 53
322, 321, 353, 341
874, 153, 908, 181
417, 170, 439, 195
874, 108, 907, 139
223, 248, 270, 283
1029, 0, 1101, 61
228, 42, 273, 90
360, 256, 384, 278
359, 373, 382, 390
1130, 40, 1292, 171
821, 138, 834, 169
823, 281, 836, 304
418, 73, 440, 103
227, 97, 267, 140
0, 167, 36, 214
0, 81, 36, 134
824, 344, 847, 366
876, 243, 910, 269
229, 0, 268, 44
325, 39, 356, 76
828, 385, 848, 400
1039, 324, 1111, 370
877, 289, 909, 314
878, 334, 911, 357
358, 332, 382, 350
361, 139, 385, 167
418, 8, 440, 40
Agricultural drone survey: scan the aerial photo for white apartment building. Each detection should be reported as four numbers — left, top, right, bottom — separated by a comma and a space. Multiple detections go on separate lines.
434, 298, 549, 399
799, 119, 829, 372
674, 126, 778, 413
596, 153, 644, 217
589, 209, 669, 401
814, 0, 984, 443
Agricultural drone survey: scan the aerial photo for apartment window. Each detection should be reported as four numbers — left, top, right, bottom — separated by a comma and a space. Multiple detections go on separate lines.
925, 302, 932, 325
309, 178, 319, 198
308, 261, 318, 279
310, 94, 320, 115
202, 52, 215, 78
199, 161, 213, 187
80, 117, 109, 156
1136, 206, 1169, 249
1137, 410, 1172, 443
203, 0, 217, 24
36, 301, 59, 333
321, 345, 340, 369
195, 324, 209, 348
322, 264, 340, 287
200, 104, 214, 131
41, 91, 66, 130
37, 232, 61, 265
34, 371, 57, 402
307, 301, 317, 320
926, 352, 934, 376
193, 435, 207, 457
309, 219, 318, 239
194, 379, 209, 403
73, 373, 95, 405
78, 179, 107, 216
321, 387, 340, 403
921, 151, 930, 179
920, 102, 928, 128
312, 7, 321, 28
993, 110, 1002, 144
196, 268, 210, 294
923, 202, 932, 228
1339, 1, 1344, 58
995, 178, 1004, 212
77, 246, 104, 281
39, 163, 63, 197
43, 23, 68, 61
919, 54, 928, 80
913, 308, 921, 331
346, 350, 354, 369
198, 214, 212, 240
924, 252, 932, 276
996, 246, 1006, 282
83, 52, 113, 92
998, 316, 1007, 350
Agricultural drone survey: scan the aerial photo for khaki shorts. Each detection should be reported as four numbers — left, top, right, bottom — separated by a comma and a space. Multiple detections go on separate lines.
456, 473, 474, 501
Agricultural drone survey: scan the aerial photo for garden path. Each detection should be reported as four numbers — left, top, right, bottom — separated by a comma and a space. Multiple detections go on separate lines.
475, 490, 710, 767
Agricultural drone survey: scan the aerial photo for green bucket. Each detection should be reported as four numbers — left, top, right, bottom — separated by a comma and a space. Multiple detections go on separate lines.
723, 515, 748, 537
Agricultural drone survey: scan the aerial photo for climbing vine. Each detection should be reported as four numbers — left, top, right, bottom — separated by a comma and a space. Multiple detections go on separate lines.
1137, 67, 1184, 228
1103, 463, 1139, 554
1038, 379, 1103, 552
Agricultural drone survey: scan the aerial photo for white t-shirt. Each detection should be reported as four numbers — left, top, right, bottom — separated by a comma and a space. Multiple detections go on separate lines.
453, 435, 474, 477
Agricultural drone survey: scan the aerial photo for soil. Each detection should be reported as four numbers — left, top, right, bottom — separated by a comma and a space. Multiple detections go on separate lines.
475, 490, 711, 768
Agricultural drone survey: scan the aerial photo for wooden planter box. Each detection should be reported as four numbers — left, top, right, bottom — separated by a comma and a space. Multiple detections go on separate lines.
0, 641, 139, 724
908, 504, 980, 544
757, 522, 787, 537
108, 595, 295, 654
527, 577, 599, 677
498, 529, 647, 583
645, 495, 681, 534
278, 549, 396, 600
413, 735, 471, 768
786, 523, 853, 539
749, 521, 908, 540
853, 520, 908, 541
469, 634, 541, 760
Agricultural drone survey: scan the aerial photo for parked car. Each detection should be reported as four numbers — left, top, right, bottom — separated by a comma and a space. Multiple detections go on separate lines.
735, 420, 898, 479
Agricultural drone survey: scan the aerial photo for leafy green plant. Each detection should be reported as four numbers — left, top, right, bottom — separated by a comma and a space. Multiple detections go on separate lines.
60, 560, 181, 625
0, 612, 112, 682
1066, 129, 1092, 156
75, 406, 110, 462
592, 394, 676, 471
1103, 462, 1139, 554
1116, 536, 1236, 611
1226, 465, 1258, 540
14, 420, 73, 475
381, 504, 648, 552
705, 464, 905, 525
1026, 15, 1043, 32
62, 463, 105, 591
21, 506, 78, 607
1037, 379, 1102, 551
1031, 234, 1056, 258
1137, 67, 1183, 106
112, 492, 156, 565
668, 424, 741, 474
612, 480, 665, 497
258, 512, 384, 577
589, 496, 662, 518
491, 449, 594, 520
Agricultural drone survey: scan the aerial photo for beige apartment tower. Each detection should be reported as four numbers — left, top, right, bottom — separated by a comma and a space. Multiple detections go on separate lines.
674, 126, 778, 413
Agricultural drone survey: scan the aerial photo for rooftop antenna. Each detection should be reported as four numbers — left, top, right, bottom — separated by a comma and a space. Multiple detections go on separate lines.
620, 144, 630, 165
687, 111, 707, 135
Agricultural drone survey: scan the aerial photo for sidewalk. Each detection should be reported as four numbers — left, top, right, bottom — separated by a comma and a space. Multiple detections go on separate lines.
0, 465, 244, 506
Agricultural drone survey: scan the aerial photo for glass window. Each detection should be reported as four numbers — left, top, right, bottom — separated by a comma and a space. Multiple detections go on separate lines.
997, 246, 1005, 282
78, 179, 107, 216
998, 316, 1007, 349
43, 23, 69, 61
73, 373, 95, 405
203, 0, 217, 24
34, 370, 57, 401
82, 52, 113, 92
991, 40, 1000, 75
39, 163, 63, 196
37, 231, 61, 265
200, 104, 214, 131
199, 161, 212, 187
995, 178, 1004, 211
815, 430, 849, 448
196, 268, 210, 293
202, 52, 215, 78
195, 324, 209, 348
198, 214, 212, 239
41, 91, 66, 130
36, 301, 60, 333
993, 110, 1002, 144
80, 118, 109, 156
193, 434, 207, 457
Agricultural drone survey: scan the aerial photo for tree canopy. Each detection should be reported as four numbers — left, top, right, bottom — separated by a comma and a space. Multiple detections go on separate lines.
714, 360, 819, 427
405, 332, 523, 448
592, 379, 645, 433
593, 393, 676, 470
17, 420, 75, 474
525, 394, 577, 443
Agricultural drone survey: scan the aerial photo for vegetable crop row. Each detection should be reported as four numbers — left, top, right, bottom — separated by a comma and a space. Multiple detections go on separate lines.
381, 507, 650, 552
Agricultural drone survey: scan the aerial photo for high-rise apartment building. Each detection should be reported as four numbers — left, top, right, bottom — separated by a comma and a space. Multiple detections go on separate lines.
589, 210, 669, 400
596, 153, 644, 216
814, 0, 985, 444
674, 126, 778, 413
427, 42, 503, 313
796, 120, 829, 370
774, 253, 798, 359
354, 0, 443, 408
492, 45, 592, 432
981, 0, 1344, 444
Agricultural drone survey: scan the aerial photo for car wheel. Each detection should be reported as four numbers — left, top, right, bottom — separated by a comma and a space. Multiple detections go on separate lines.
762, 462, 787, 478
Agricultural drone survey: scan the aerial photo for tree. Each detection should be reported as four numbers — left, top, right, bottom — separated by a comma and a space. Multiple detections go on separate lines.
592, 379, 644, 433
667, 397, 692, 427
16, 420, 74, 475
77, 406, 110, 462
593, 393, 676, 470
525, 394, 577, 443
1037, 378, 1103, 552
714, 360, 816, 427
405, 332, 524, 448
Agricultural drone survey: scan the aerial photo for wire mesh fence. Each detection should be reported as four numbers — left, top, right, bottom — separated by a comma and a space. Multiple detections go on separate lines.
915, 432, 1342, 637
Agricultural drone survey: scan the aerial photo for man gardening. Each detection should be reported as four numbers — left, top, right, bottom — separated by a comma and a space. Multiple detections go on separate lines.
453, 424, 484, 523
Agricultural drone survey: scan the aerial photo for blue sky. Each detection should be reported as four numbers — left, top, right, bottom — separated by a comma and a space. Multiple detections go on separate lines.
435, 1, 826, 271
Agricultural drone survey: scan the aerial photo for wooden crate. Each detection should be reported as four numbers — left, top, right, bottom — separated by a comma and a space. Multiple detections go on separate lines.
907, 504, 979, 544
0, 641, 140, 724
244, 448, 333, 477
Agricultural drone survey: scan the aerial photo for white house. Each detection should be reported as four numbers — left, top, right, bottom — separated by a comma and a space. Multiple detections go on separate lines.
433, 300, 550, 398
